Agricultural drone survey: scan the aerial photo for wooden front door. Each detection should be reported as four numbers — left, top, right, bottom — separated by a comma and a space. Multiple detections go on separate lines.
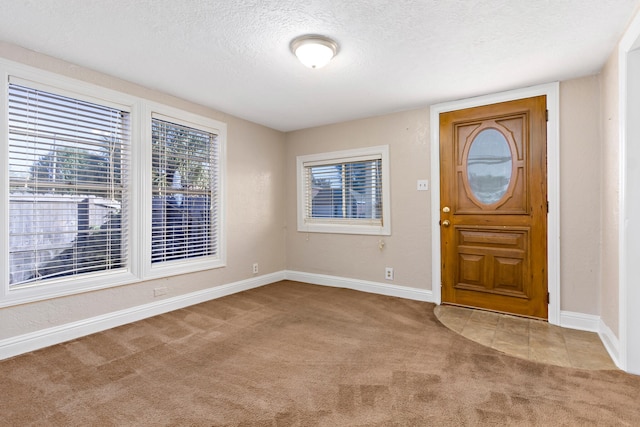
439, 96, 548, 319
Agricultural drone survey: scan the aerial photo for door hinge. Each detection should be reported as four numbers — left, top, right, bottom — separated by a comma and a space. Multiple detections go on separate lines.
546, 201, 549, 213
547, 292, 550, 304
545, 109, 549, 122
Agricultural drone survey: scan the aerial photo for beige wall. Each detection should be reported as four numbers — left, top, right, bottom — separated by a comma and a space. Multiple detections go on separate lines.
285, 79, 604, 316
559, 76, 603, 314
0, 42, 617, 343
599, 47, 621, 336
0, 43, 287, 340
285, 108, 432, 289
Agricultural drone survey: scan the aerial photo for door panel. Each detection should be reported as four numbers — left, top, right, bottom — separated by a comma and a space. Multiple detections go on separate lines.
440, 96, 547, 319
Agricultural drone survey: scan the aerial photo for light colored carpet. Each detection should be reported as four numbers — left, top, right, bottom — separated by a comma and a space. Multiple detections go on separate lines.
2, 280, 639, 425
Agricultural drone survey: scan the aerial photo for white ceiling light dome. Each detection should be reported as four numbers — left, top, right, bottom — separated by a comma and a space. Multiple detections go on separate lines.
290, 35, 339, 69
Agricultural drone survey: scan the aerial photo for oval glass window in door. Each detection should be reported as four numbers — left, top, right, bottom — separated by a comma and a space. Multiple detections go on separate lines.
466, 128, 512, 204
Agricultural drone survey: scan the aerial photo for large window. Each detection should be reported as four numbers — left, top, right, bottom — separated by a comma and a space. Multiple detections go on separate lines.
8, 82, 130, 288
151, 115, 220, 264
297, 146, 390, 235
1, 63, 226, 306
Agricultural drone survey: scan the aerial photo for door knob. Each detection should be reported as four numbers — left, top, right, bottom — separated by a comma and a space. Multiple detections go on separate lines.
442, 220, 450, 227
442, 206, 450, 213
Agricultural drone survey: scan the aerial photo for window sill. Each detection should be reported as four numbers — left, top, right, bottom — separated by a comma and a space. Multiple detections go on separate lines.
298, 223, 390, 236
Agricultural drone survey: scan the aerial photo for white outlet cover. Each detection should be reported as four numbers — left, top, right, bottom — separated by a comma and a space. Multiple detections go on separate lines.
153, 287, 168, 297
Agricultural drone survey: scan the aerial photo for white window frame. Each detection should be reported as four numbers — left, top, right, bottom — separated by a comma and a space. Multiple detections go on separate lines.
0, 59, 226, 307
296, 145, 391, 235
142, 103, 226, 279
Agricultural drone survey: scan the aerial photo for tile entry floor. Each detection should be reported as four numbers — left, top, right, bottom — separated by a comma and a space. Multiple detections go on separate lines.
434, 304, 618, 370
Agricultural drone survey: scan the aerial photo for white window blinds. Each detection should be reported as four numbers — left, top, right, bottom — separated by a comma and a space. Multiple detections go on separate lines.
151, 116, 219, 263
8, 82, 130, 288
304, 157, 383, 226
297, 145, 390, 235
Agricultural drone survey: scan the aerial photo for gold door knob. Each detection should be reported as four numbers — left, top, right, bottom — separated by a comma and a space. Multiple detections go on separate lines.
442, 206, 450, 213
442, 220, 450, 227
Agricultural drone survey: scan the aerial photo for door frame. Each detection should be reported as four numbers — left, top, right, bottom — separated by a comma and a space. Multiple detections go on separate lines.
618, 9, 640, 374
430, 83, 560, 325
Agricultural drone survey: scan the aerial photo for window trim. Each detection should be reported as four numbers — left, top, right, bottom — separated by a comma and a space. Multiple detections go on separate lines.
3, 80, 133, 295
0, 59, 226, 308
142, 103, 226, 280
296, 145, 391, 235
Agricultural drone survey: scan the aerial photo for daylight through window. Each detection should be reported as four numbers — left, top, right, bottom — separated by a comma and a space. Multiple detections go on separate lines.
305, 160, 382, 221
8, 83, 130, 288
297, 146, 390, 235
1, 66, 226, 306
151, 116, 219, 264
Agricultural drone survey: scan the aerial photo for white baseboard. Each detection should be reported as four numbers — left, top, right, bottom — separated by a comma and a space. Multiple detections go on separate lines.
285, 270, 433, 302
559, 310, 600, 332
598, 319, 622, 369
559, 311, 622, 370
0, 271, 285, 361
4, 269, 620, 371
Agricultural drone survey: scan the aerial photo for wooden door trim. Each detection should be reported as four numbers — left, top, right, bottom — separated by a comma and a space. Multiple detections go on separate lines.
430, 82, 560, 325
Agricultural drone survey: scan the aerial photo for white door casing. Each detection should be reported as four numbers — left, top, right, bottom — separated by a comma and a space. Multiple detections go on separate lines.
618, 10, 640, 375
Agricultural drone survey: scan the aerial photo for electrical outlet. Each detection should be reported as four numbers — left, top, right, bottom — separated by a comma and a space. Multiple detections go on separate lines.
252, 263, 259, 274
385, 267, 394, 281
153, 287, 168, 297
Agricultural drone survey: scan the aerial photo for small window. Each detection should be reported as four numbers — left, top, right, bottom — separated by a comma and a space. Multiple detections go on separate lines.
150, 113, 223, 269
297, 146, 390, 235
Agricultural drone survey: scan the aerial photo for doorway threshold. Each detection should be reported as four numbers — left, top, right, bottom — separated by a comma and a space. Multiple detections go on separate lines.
434, 305, 616, 370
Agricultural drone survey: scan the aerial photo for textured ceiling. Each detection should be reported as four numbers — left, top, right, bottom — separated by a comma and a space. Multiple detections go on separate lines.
1, 0, 639, 131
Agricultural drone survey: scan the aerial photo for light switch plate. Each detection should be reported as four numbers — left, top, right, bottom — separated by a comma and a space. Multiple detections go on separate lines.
417, 180, 429, 191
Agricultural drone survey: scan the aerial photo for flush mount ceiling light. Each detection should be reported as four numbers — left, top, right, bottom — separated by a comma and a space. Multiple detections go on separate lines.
290, 35, 339, 69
